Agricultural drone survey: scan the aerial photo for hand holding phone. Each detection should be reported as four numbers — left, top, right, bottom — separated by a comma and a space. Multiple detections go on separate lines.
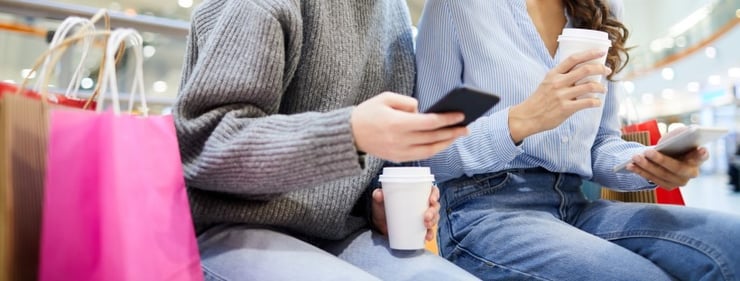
613, 125, 728, 173
423, 86, 500, 126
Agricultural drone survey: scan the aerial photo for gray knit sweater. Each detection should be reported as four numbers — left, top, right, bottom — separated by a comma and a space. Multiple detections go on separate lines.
174, 0, 416, 241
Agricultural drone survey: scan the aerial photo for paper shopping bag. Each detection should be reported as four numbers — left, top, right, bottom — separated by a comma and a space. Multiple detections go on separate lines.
602, 121, 686, 205
0, 64, 97, 281
0, 94, 51, 281
601, 131, 658, 203
1, 82, 96, 110
623, 120, 685, 205
0, 11, 108, 280
655, 185, 686, 205
39, 110, 203, 281
0, 56, 98, 281
622, 119, 661, 147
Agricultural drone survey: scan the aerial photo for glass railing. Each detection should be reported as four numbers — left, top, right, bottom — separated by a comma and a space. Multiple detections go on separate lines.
625, 0, 740, 78
4, 0, 736, 113
0, 0, 190, 113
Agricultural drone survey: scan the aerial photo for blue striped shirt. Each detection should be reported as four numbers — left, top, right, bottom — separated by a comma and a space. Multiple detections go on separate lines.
415, 0, 653, 190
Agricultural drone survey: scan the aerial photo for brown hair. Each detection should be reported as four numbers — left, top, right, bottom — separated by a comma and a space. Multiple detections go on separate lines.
564, 0, 630, 80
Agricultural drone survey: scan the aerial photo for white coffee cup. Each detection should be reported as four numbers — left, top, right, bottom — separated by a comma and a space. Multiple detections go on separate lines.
378, 167, 434, 250
556, 28, 612, 99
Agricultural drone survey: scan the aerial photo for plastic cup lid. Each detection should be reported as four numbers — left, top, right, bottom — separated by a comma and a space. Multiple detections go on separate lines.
560, 28, 609, 41
557, 36, 612, 47
381, 167, 431, 176
379, 167, 434, 182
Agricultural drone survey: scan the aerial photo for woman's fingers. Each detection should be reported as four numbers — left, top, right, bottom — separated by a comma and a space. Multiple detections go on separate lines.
553, 50, 607, 74
558, 64, 611, 88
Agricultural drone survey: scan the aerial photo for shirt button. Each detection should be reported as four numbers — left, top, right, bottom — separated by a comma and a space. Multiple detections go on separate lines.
561, 136, 569, 142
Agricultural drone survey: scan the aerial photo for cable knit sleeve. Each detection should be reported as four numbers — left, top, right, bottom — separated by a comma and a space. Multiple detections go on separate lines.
174, 0, 363, 195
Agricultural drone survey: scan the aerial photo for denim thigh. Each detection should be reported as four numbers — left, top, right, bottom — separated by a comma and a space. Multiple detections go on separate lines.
323, 229, 480, 281
437, 171, 675, 281
576, 200, 740, 281
197, 225, 380, 281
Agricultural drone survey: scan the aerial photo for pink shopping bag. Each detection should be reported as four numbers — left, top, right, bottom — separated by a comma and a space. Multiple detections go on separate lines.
38, 109, 203, 281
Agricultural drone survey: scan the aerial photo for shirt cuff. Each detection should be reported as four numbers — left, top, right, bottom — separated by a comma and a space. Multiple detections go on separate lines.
486, 107, 525, 158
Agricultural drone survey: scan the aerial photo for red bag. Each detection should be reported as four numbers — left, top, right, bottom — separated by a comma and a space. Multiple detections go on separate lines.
622, 119, 661, 146
622, 119, 685, 205
0, 82, 96, 110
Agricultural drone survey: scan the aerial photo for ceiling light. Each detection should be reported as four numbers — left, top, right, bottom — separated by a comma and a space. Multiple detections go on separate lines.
729, 67, 740, 78
20, 69, 36, 79
708, 75, 722, 86
143, 45, 156, 58
623, 81, 635, 94
80, 78, 94, 89
687, 82, 701, 92
153, 81, 168, 93
661, 89, 676, 99
705, 46, 717, 59
661, 68, 675, 80
661, 38, 674, 49
641, 93, 655, 104
667, 6, 711, 37
178, 0, 193, 8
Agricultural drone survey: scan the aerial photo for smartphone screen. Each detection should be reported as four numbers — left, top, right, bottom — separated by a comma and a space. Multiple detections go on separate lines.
423, 86, 500, 126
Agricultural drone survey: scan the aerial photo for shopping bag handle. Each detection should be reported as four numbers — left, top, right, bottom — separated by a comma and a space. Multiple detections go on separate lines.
33, 13, 98, 99
96, 28, 148, 116
15, 29, 125, 106
18, 9, 125, 109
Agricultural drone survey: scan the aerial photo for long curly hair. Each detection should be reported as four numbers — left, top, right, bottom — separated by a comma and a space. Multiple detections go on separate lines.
564, 0, 630, 80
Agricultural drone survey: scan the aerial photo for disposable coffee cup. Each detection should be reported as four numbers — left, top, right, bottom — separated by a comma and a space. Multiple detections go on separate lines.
556, 28, 611, 99
378, 167, 434, 250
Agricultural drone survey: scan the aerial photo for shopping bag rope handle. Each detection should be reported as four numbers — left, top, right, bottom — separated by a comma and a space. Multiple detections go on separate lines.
96, 28, 148, 116
17, 9, 127, 109
34, 16, 95, 100
15, 28, 126, 107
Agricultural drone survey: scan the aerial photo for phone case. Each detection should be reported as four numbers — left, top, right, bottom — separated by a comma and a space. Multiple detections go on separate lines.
424, 86, 500, 126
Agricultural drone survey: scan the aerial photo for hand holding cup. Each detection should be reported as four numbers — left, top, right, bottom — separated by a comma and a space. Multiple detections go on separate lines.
556, 28, 612, 99
373, 167, 437, 250
508, 50, 611, 143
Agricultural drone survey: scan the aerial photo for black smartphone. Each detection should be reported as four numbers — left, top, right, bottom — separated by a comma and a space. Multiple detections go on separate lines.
423, 86, 500, 126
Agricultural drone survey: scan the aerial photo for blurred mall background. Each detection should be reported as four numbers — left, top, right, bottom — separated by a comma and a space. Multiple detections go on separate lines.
1, 0, 739, 213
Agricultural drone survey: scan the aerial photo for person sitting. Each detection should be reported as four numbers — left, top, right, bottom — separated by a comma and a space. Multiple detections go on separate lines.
414, 0, 740, 280
173, 0, 480, 280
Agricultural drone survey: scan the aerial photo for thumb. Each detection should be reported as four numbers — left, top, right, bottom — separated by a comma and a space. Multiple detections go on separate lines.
683, 147, 709, 164
380, 92, 419, 113
372, 188, 384, 204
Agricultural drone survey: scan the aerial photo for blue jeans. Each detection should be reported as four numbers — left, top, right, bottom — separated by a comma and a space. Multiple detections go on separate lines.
437, 168, 740, 281
197, 225, 480, 281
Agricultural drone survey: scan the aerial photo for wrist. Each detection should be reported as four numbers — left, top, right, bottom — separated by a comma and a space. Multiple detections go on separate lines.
349, 106, 367, 168
508, 105, 535, 144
